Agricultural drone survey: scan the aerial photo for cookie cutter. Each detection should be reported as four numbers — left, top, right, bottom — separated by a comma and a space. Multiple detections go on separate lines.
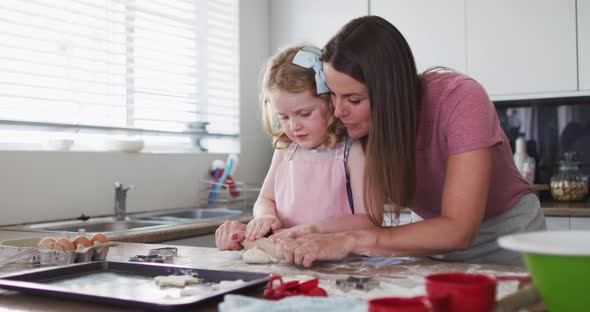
335, 276, 380, 292
128, 254, 166, 263
149, 247, 178, 257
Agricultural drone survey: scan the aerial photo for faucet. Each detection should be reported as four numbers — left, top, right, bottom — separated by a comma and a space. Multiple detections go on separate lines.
114, 182, 134, 221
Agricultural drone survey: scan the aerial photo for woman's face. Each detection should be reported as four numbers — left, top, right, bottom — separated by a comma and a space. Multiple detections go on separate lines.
323, 62, 371, 138
270, 88, 329, 149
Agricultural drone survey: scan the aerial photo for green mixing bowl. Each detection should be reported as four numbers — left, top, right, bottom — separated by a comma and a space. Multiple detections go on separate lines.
499, 231, 590, 312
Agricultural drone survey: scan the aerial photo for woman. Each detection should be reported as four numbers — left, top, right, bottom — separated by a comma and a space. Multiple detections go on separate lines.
274, 15, 546, 267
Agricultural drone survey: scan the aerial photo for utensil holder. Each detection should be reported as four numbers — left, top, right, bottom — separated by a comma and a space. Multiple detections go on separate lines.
200, 179, 247, 209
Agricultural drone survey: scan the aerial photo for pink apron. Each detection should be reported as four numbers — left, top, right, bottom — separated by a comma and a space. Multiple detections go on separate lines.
274, 141, 352, 228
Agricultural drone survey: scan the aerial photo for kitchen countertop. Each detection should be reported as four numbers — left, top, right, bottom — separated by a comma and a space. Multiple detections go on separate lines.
0, 242, 532, 311
0, 201, 587, 249
541, 201, 590, 217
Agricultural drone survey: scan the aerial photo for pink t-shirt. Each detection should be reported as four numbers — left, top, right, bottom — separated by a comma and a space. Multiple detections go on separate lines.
412, 72, 532, 220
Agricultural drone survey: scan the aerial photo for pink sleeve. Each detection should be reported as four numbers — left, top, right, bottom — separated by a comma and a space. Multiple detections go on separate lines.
442, 79, 504, 154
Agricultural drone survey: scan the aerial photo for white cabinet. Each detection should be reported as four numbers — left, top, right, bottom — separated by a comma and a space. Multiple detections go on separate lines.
371, 0, 466, 73
466, 0, 578, 96
571, 217, 590, 230
546, 216, 570, 231
270, 0, 367, 51
579, 0, 590, 90
545, 216, 590, 230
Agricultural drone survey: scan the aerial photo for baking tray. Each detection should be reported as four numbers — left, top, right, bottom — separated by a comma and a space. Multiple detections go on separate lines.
0, 261, 271, 310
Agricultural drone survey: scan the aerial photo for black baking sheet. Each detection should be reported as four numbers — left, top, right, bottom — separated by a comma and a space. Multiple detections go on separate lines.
0, 261, 271, 310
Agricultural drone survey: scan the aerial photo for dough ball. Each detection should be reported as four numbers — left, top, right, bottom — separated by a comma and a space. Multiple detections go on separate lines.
243, 247, 277, 264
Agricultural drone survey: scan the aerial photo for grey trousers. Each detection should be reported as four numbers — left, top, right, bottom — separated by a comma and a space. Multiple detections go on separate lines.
425, 193, 546, 266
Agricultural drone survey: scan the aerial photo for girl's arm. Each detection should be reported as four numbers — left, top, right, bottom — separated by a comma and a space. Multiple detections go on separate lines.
246, 148, 284, 240
279, 147, 492, 266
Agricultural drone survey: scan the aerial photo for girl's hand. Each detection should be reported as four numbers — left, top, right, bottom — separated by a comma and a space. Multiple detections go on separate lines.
279, 232, 354, 267
270, 224, 317, 241
245, 215, 281, 241
215, 221, 247, 251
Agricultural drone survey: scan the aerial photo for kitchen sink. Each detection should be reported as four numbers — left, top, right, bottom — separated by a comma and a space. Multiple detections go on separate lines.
7, 219, 174, 234
0, 208, 243, 235
37, 220, 171, 233
136, 208, 242, 222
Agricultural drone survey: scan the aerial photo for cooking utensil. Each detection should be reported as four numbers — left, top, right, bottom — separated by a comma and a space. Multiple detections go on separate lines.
335, 276, 380, 292
498, 230, 590, 312
263, 275, 327, 300
425, 272, 530, 312
0, 261, 271, 310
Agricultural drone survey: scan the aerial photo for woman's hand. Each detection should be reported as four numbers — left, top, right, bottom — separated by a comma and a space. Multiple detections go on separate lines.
245, 215, 282, 240
279, 232, 354, 267
215, 221, 247, 251
270, 224, 317, 241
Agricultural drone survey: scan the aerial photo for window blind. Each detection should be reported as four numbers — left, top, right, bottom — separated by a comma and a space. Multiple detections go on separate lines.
0, 0, 239, 152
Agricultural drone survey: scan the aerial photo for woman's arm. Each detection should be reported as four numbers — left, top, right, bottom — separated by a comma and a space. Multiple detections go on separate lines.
280, 147, 492, 266
353, 147, 492, 256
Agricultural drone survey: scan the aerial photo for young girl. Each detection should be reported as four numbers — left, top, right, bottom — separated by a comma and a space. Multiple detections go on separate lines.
215, 45, 372, 251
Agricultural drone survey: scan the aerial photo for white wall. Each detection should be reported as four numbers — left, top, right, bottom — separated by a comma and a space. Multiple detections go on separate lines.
0, 0, 273, 226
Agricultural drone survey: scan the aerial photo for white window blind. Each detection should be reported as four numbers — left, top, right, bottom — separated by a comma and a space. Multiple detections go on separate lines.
0, 0, 239, 152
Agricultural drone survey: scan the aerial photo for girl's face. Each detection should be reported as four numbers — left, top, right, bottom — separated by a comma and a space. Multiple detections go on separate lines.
323, 62, 371, 138
270, 88, 329, 149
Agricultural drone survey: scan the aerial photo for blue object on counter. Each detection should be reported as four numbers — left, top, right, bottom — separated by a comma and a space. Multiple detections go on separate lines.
208, 154, 238, 206
219, 294, 367, 312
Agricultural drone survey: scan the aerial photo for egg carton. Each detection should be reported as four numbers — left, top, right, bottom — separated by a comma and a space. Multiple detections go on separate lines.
0, 237, 118, 266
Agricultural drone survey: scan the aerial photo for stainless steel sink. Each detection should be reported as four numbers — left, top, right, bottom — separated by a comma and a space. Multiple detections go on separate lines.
37, 220, 171, 233
0, 208, 242, 235
6, 219, 174, 234
136, 208, 242, 222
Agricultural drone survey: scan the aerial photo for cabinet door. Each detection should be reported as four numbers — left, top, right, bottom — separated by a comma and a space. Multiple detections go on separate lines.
545, 216, 570, 231
371, 0, 466, 73
270, 0, 367, 51
570, 217, 590, 230
579, 0, 590, 90
466, 0, 577, 96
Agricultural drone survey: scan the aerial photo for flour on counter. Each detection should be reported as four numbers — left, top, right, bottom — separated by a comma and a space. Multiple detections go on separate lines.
211, 279, 246, 290
282, 274, 424, 300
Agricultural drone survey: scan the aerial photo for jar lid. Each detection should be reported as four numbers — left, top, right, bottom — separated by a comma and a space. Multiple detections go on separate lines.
557, 151, 583, 166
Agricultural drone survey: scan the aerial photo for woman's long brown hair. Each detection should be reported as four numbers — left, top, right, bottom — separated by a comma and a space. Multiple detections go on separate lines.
321, 16, 422, 225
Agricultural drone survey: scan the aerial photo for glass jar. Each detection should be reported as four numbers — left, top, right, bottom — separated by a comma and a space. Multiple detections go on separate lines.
550, 152, 588, 201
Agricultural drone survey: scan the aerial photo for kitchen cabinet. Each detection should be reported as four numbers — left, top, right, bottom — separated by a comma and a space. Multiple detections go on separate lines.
570, 216, 590, 230
579, 0, 590, 90
270, 0, 367, 51
545, 216, 590, 230
371, 0, 466, 73
545, 216, 570, 231
466, 0, 578, 96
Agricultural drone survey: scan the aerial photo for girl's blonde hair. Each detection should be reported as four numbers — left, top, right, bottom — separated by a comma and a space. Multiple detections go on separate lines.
261, 45, 345, 149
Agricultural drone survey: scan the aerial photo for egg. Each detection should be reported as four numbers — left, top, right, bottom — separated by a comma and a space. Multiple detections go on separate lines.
56, 237, 75, 251
38, 237, 56, 249
72, 235, 92, 248
91, 233, 109, 244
